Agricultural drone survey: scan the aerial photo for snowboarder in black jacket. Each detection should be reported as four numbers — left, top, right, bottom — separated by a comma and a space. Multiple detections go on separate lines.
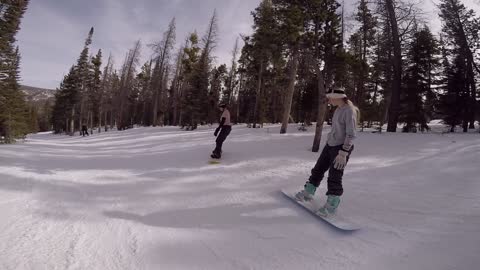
81, 125, 89, 137
211, 104, 232, 159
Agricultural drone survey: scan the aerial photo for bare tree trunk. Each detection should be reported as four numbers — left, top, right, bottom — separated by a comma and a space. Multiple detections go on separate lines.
110, 108, 115, 130
98, 54, 112, 133
98, 110, 102, 133
104, 109, 108, 131
227, 38, 240, 104
174, 77, 185, 126
70, 107, 75, 136
117, 53, 129, 129
312, 69, 327, 152
79, 102, 85, 132
370, 80, 379, 127
271, 62, 279, 123
88, 111, 93, 134
271, 87, 278, 123
467, 54, 477, 129
172, 45, 185, 126
152, 65, 167, 127
91, 112, 94, 134
119, 40, 141, 129
253, 60, 264, 128
172, 89, 178, 126
153, 18, 176, 127
385, 0, 402, 133
280, 48, 300, 134
161, 66, 170, 126
236, 72, 244, 124
450, 6, 478, 130
152, 59, 162, 126
65, 118, 68, 135
380, 89, 392, 132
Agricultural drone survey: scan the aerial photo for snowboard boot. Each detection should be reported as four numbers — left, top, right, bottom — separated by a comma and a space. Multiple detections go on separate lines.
295, 182, 316, 202
211, 151, 221, 159
317, 195, 340, 217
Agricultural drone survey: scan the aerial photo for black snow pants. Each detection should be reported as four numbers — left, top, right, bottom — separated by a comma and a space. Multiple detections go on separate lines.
308, 144, 354, 196
81, 126, 89, 137
213, 126, 232, 156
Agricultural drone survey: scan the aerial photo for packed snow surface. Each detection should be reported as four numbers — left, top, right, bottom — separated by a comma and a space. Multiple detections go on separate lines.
1, 124, 479, 269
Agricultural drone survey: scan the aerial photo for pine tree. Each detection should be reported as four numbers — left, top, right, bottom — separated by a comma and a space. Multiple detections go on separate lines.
88, 49, 102, 131
384, 0, 402, 132
255, 0, 279, 128
439, 49, 469, 132
137, 60, 153, 126
295, 50, 317, 126
347, 0, 377, 123
28, 104, 39, 133
182, 11, 219, 130
52, 67, 78, 133
51, 27, 95, 135
171, 40, 188, 126
77, 27, 94, 131
400, 26, 440, 132
108, 70, 121, 129
198, 10, 219, 127
180, 32, 201, 129
438, 0, 480, 131
98, 54, 113, 132
306, 0, 342, 152
0, 47, 29, 142
0, 0, 30, 143
39, 98, 53, 132
274, 0, 303, 134
237, 40, 258, 125
238, 0, 279, 128
117, 40, 141, 130
369, 1, 420, 132
151, 18, 176, 127
209, 64, 227, 123
223, 38, 240, 105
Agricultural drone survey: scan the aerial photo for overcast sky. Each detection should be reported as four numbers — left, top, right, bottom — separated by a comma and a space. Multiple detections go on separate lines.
16, 0, 480, 89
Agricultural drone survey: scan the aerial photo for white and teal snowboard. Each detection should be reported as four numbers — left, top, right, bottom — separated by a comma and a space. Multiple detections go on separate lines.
282, 189, 360, 231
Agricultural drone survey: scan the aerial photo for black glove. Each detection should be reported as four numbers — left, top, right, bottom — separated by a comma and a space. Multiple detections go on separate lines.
214, 128, 220, 137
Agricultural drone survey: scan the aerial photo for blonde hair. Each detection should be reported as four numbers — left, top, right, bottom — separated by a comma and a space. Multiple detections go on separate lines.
343, 98, 361, 126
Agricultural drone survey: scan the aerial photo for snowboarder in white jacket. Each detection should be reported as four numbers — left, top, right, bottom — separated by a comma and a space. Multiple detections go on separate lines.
211, 104, 232, 159
295, 87, 360, 217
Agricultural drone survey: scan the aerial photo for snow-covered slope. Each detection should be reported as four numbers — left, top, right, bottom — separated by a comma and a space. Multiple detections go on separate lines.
0, 125, 479, 270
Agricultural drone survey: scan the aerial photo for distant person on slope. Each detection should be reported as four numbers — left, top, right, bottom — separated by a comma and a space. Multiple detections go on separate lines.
81, 125, 89, 137
295, 87, 360, 217
211, 104, 232, 159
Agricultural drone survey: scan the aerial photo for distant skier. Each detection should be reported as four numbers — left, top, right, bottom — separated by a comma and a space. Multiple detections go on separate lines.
211, 104, 231, 159
81, 125, 89, 137
295, 87, 360, 217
